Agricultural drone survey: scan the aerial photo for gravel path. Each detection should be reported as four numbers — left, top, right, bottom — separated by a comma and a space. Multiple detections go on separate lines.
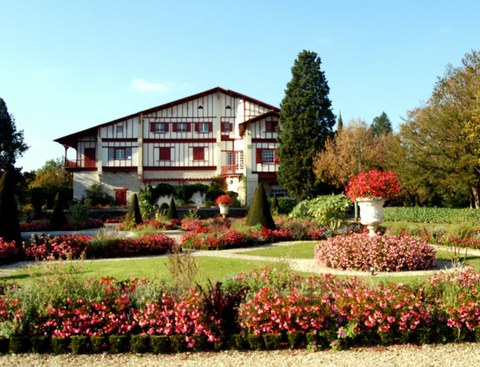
1, 343, 480, 367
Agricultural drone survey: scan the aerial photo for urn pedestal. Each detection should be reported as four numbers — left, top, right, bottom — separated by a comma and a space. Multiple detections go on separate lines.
219, 204, 229, 218
357, 197, 384, 237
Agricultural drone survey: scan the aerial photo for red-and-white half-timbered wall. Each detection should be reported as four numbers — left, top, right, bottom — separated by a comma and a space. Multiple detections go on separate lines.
55, 87, 285, 205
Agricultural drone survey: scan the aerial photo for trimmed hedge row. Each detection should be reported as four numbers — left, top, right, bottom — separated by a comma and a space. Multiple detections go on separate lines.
384, 207, 480, 224
5, 327, 476, 355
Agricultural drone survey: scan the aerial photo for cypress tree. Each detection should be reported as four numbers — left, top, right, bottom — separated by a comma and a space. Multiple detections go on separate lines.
127, 193, 143, 226
277, 50, 335, 200
166, 196, 179, 220
246, 183, 275, 230
50, 192, 67, 230
0, 170, 21, 247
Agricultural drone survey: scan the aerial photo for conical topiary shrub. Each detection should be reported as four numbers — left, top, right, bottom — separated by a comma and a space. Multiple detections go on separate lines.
246, 183, 276, 230
50, 192, 67, 230
166, 196, 179, 220
127, 193, 143, 227
0, 170, 21, 246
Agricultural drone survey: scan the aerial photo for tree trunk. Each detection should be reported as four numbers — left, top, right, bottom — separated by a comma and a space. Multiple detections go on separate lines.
472, 186, 480, 209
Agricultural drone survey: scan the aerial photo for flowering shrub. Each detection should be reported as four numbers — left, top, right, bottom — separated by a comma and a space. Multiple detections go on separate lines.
180, 229, 251, 250
345, 170, 401, 202
215, 195, 233, 206
314, 233, 435, 272
23, 235, 92, 260
251, 227, 294, 243
23, 234, 175, 260
0, 238, 18, 263
20, 219, 103, 232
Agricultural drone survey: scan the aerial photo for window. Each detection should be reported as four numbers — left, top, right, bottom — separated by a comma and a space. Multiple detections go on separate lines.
235, 151, 244, 169
158, 147, 171, 161
193, 147, 205, 161
256, 148, 275, 164
195, 122, 212, 133
271, 187, 288, 197
226, 151, 234, 165
174, 122, 190, 132
150, 122, 169, 133
108, 147, 132, 161
265, 120, 278, 133
221, 122, 232, 133
116, 125, 124, 135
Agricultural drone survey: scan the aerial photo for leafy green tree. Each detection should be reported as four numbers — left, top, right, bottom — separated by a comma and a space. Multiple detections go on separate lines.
392, 50, 480, 207
370, 112, 393, 137
0, 170, 21, 247
0, 98, 28, 172
277, 50, 336, 200
246, 183, 275, 229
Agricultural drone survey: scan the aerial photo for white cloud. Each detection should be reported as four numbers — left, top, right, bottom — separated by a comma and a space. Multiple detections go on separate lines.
130, 79, 193, 94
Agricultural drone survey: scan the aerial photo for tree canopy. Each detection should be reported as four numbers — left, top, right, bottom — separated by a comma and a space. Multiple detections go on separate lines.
392, 50, 480, 207
0, 98, 28, 172
313, 119, 386, 188
276, 50, 335, 200
370, 112, 393, 137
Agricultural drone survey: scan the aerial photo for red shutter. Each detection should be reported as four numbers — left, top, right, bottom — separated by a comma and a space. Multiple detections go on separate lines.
194, 122, 200, 132
256, 149, 263, 164
159, 147, 171, 161
164, 123, 169, 133
150, 123, 156, 133
208, 122, 213, 132
221, 122, 226, 132
187, 123, 192, 132
193, 147, 204, 160
173, 123, 178, 132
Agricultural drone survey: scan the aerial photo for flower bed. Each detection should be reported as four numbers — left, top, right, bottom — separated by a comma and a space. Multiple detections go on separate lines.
0, 238, 19, 264
22, 233, 175, 260
20, 219, 103, 232
314, 233, 436, 272
1, 268, 480, 353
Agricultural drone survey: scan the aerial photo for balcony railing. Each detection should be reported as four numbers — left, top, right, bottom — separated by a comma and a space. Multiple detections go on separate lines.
221, 164, 244, 174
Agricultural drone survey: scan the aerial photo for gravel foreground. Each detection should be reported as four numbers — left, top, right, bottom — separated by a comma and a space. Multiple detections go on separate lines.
1, 343, 479, 367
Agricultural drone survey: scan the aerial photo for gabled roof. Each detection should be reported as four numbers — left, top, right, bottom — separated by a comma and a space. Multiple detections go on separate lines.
55, 87, 279, 148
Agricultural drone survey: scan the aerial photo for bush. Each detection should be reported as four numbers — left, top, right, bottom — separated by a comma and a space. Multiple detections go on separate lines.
384, 207, 480, 224
0, 238, 19, 264
166, 197, 179, 220
71, 335, 91, 354
150, 335, 170, 354
277, 196, 297, 214
108, 335, 130, 353
84, 184, 114, 207
69, 203, 89, 223
125, 194, 143, 229
246, 183, 275, 230
314, 233, 436, 272
289, 194, 350, 229
130, 334, 150, 353
51, 337, 69, 354
0, 170, 21, 246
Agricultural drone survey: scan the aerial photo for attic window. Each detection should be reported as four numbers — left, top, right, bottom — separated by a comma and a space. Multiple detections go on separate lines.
197, 105, 203, 110
225, 105, 231, 110
116, 125, 124, 135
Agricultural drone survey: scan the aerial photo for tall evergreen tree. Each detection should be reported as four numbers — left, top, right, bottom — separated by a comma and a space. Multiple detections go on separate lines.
370, 112, 393, 137
0, 98, 28, 172
337, 112, 344, 131
277, 50, 335, 200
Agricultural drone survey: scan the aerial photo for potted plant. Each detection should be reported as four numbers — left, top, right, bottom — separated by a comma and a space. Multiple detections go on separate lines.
215, 194, 233, 217
345, 170, 401, 236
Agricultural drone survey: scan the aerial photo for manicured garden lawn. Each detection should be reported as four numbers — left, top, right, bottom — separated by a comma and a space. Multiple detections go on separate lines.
0, 256, 277, 286
238, 241, 316, 259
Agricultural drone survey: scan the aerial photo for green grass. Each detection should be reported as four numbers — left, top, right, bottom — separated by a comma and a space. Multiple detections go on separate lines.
238, 241, 316, 259
0, 256, 277, 286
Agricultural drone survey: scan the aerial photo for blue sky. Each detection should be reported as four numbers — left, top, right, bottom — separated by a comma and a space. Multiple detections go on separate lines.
1, 0, 479, 171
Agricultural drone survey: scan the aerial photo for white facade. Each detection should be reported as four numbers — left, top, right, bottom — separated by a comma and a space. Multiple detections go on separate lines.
56, 88, 282, 206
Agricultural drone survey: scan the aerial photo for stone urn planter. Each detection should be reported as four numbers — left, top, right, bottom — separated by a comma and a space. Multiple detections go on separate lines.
219, 204, 229, 218
357, 197, 384, 237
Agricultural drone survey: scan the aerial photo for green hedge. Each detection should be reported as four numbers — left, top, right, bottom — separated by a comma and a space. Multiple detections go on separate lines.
384, 207, 480, 224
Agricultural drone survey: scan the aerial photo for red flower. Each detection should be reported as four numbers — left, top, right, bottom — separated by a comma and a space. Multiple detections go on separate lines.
345, 170, 401, 202
215, 195, 233, 206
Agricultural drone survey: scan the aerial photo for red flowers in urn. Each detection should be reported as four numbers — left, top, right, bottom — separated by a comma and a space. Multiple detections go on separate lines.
215, 194, 233, 207
345, 170, 401, 202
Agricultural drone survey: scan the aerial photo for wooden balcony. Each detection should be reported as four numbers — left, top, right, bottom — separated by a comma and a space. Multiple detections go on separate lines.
221, 164, 244, 174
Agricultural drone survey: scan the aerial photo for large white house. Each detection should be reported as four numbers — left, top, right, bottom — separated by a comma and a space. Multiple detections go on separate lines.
55, 87, 285, 206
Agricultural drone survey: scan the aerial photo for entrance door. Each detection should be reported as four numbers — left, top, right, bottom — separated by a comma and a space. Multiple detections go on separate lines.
115, 189, 128, 206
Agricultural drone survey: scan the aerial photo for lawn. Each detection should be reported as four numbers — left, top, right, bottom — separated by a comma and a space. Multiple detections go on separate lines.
238, 241, 316, 259
0, 255, 277, 286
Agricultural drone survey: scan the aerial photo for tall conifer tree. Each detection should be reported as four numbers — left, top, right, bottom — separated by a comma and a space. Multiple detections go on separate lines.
277, 50, 335, 200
